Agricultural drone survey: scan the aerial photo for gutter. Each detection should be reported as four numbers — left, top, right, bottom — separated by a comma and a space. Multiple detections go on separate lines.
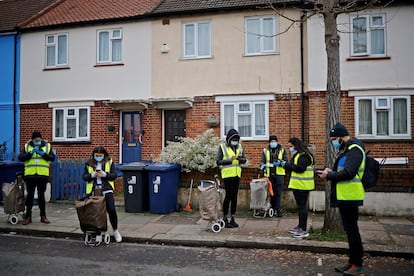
300, 11, 305, 141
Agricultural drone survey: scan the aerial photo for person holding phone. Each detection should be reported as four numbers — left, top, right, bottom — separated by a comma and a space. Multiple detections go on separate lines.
82, 146, 122, 243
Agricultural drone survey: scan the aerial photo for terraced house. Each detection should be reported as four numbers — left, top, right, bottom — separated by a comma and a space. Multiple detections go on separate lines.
9, 0, 414, 211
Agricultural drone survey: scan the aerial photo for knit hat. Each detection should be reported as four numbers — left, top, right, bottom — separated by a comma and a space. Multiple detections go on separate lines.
31, 131, 42, 139
269, 135, 278, 142
329, 123, 349, 137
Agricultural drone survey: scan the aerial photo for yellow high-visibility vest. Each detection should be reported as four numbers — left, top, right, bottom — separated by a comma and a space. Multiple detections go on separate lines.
220, 143, 242, 178
288, 153, 315, 190
86, 159, 114, 194
263, 148, 286, 177
24, 143, 51, 177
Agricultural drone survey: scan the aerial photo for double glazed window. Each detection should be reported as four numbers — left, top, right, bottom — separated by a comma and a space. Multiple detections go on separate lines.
245, 16, 276, 55
351, 14, 386, 56
97, 29, 122, 63
46, 34, 68, 68
356, 96, 411, 139
53, 107, 90, 141
183, 21, 211, 58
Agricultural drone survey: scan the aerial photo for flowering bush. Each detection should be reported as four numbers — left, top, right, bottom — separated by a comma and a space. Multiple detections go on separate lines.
158, 129, 223, 173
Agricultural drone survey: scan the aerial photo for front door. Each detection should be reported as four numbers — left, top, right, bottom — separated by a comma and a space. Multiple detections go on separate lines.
165, 110, 186, 146
122, 112, 142, 163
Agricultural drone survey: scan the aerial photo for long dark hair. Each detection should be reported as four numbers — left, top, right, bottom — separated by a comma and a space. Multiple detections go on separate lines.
288, 137, 314, 159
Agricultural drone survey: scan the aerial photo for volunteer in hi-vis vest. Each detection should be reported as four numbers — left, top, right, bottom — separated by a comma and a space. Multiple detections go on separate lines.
216, 129, 246, 229
259, 135, 287, 217
18, 131, 56, 225
282, 137, 314, 239
317, 123, 365, 275
82, 146, 122, 243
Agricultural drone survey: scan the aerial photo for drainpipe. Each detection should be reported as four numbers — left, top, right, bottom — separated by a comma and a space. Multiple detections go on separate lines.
300, 11, 305, 142
13, 32, 19, 160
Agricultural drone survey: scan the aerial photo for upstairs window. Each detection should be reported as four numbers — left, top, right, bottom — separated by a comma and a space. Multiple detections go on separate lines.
351, 14, 386, 56
183, 21, 211, 58
46, 34, 68, 68
356, 96, 411, 139
245, 16, 276, 55
97, 29, 122, 63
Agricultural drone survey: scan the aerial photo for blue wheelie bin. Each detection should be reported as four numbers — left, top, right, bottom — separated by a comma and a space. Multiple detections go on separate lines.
120, 162, 149, 213
0, 161, 24, 201
145, 163, 180, 214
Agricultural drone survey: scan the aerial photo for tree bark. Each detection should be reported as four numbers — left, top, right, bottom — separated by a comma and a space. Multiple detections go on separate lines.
322, 0, 343, 234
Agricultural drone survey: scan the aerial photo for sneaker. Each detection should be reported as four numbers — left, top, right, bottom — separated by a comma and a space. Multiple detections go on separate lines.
113, 230, 122, 243
343, 264, 363, 275
288, 226, 301, 234
224, 218, 234, 228
95, 234, 102, 243
293, 229, 309, 238
230, 217, 239, 228
335, 263, 352, 273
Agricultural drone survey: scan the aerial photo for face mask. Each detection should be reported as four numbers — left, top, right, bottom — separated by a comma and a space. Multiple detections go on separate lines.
230, 141, 238, 147
94, 156, 104, 162
33, 141, 41, 146
332, 139, 342, 149
289, 147, 295, 154
270, 142, 278, 149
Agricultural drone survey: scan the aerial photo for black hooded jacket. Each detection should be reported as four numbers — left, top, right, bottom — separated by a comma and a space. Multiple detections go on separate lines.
216, 129, 247, 167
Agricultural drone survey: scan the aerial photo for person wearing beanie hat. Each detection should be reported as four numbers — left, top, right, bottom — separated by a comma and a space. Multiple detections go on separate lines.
18, 131, 56, 225
317, 123, 366, 275
259, 135, 287, 217
217, 129, 246, 228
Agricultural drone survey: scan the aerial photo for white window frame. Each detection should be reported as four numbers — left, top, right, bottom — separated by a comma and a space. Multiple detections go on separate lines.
216, 95, 273, 140
97, 28, 123, 64
45, 33, 68, 68
182, 21, 212, 59
245, 15, 277, 56
355, 95, 411, 140
49, 102, 94, 142
350, 14, 386, 57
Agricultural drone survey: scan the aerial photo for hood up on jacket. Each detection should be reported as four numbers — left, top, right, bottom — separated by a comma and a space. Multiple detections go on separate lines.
226, 129, 240, 145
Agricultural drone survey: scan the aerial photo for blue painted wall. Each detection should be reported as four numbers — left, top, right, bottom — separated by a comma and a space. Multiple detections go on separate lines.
0, 33, 20, 159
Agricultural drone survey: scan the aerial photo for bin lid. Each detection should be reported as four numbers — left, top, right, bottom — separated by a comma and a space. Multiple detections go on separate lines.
145, 163, 180, 172
120, 162, 148, 171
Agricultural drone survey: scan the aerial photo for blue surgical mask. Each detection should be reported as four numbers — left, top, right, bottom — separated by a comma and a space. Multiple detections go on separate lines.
230, 141, 238, 147
270, 142, 278, 149
332, 139, 342, 149
289, 147, 295, 154
94, 156, 104, 162
33, 141, 41, 146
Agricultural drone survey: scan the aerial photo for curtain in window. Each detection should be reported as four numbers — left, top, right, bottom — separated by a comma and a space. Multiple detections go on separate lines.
198, 22, 210, 56
112, 39, 121, 61
358, 99, 372, 134
377, 111, 389, 136
55, 109, 64, 137
79, 109, 88, 137
371, 28, 385, 55
353, 17, 367, 54
185, 24, 195, 56
262, 18, 274, 51
246, 19, 260, 54
47, 45, 55, 67
224, 105, 234, 135
238, 114, 251, 137
67, 118, 76, 138
255, 103, 265, 136
99, 32, 109, 62
393, 98, 407, 134
57, 35, 67, 64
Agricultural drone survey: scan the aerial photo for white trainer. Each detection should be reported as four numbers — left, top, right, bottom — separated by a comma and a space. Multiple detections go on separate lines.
95, 234, 102, 243
114, 230, 122, 243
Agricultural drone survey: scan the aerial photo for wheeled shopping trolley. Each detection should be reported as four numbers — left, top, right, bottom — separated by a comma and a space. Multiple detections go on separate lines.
2, 174, 25, 225
249, 177, 274, 218
198, 176, 225, 233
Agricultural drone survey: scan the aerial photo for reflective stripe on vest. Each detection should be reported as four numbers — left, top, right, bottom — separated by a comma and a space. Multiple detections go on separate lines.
263, 148, 286, 177
220, 143, 242, 178
24, 143, 51, 177
288, 153, 315, 190
86, 159, 114, 194
336, 144, 365, 201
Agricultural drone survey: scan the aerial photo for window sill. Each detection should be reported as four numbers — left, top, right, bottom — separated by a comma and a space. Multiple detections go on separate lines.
180, 56, 213, 61
94, 63, 124, 67
243, 52, 278, 57
51, 141, 91, 145
346, 56, 391, 61
43, 66, 71, 71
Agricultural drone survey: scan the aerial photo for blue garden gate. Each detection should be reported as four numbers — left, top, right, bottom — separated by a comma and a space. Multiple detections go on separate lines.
51, 158, 87, 201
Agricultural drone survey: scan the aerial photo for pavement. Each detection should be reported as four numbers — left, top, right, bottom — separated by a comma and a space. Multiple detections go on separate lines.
0, 201, 413, 259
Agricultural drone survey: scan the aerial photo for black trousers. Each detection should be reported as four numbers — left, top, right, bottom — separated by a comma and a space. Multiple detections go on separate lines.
339, 205, 364, 267
292, 189, 309, 231
104, 192, 118, 230
25, 178, 48, 217
223, 177, 240, 217
269, 175, 284, 210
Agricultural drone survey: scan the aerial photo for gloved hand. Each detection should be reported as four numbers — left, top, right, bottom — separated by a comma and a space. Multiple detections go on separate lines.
280, 161, 286, 167
273, 161, 280, 167
30, 148, 37, 155
36, 149, 46, 156
259, 164, 266, 171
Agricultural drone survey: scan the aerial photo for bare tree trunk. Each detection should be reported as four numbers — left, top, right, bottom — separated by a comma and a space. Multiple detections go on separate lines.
322, 0, 343, 234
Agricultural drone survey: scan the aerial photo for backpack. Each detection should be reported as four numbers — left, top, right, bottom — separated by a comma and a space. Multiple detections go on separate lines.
361, 152, 381, 190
